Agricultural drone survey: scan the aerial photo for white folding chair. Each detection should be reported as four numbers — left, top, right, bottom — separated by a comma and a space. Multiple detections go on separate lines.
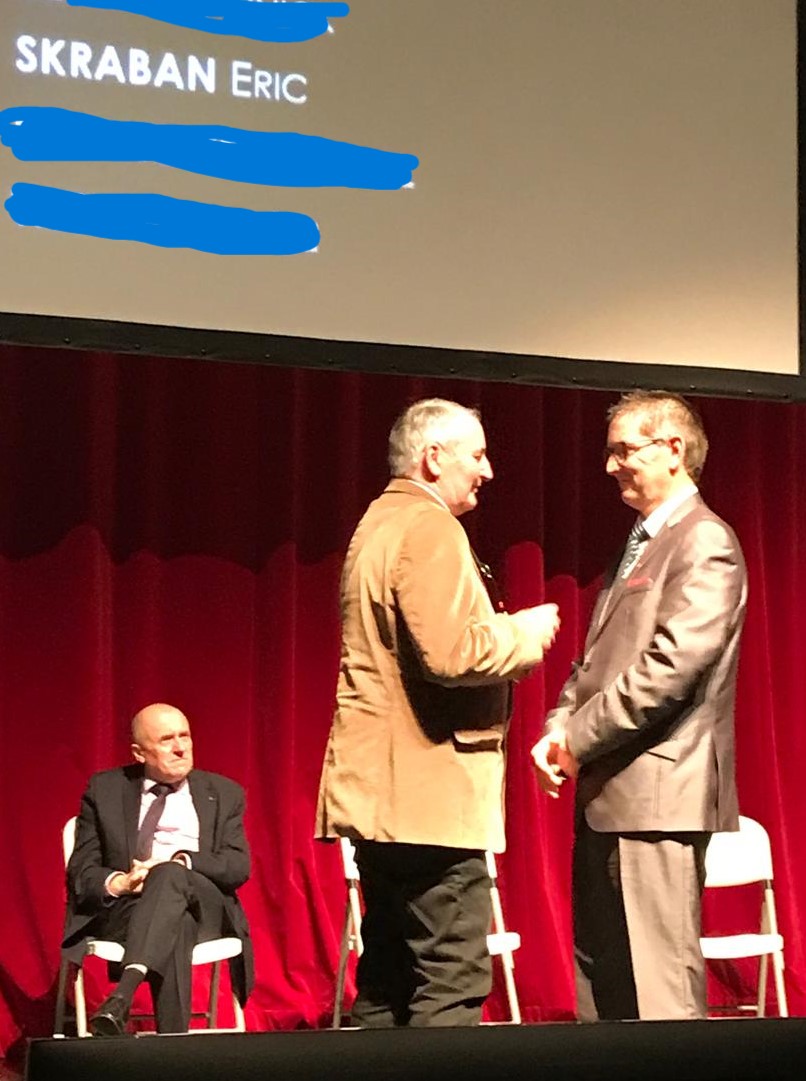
699, 815, 788, 1017
331, 839, 522, 1027
54, 816, 246, 1037
332, 838, 364, 1029
484, 849, 522, 1024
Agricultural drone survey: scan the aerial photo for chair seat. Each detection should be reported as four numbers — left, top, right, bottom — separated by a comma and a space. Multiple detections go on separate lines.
487, 931, 521, 956
191, 938, 243, 965
84, 940, 125, 963
700, 932, 784, 960
84, 936, 243, 966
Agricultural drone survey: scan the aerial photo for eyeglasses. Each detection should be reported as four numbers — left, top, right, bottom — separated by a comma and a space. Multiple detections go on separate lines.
603, 438, 668, 466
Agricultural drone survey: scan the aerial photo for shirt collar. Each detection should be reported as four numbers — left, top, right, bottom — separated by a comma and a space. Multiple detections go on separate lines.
401, 477, 451, 513
141, 777, 187, 795
640, 482, 699, 538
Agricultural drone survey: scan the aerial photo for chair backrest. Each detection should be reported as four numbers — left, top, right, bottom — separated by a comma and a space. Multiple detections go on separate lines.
62, 816, 77, 866
704, 815, 775, 888
484, 850, 499, 882
339, 837, 360, 881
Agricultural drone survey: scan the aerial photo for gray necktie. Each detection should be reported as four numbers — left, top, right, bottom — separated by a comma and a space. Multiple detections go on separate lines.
619, 520, 649, 579
135, 782, 174, 860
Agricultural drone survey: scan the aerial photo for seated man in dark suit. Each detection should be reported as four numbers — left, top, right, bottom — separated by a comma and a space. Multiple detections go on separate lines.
62, 702, 253, 1036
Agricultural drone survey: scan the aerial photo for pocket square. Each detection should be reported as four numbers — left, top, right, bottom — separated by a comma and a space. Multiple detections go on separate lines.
626, 575, 653, 589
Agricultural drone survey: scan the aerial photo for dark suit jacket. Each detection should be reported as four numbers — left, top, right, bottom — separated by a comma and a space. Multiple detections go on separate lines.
62, 764, 254, 1004
546, 493, 747, 833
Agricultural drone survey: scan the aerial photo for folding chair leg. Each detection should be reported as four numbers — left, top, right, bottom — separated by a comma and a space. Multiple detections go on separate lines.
500, 954, 521, 1024
763, 885, 788, 1018
332, 898, 352, 1029
771, 952, 789, 1018
347, 883, 363, 956
485, 853, 521, 1024
231, 993, 245, 1032
74, 967, 88, 1037
757, 953, 769, 1018
53, 957, 70, 1036
208, 961, 221, 1028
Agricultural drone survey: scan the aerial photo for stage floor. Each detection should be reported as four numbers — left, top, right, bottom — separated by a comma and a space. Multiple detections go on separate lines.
25, 1018, 806, 1081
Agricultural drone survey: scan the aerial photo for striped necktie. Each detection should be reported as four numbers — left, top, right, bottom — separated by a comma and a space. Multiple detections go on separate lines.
619, 520, 649, 579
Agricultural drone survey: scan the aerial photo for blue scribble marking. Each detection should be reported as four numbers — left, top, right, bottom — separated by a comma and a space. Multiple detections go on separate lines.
5, 182, 320, 255
65, 0, 350, 43
0, 108, 419, 191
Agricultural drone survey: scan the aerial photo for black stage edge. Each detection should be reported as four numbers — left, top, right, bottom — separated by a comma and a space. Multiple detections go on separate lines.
25, 1019, 806, 1081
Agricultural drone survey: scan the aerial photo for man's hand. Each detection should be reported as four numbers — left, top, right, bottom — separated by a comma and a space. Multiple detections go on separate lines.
530, 731, 578, 798
511, 603, 561, 652
554, 741, 579, 780
107, 858, 158, 896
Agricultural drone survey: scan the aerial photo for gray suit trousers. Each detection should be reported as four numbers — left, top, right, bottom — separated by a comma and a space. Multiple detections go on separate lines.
573, 816, 709, 1021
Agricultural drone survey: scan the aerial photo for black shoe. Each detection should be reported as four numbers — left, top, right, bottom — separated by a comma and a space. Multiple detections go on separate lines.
89, 993, 130, 1037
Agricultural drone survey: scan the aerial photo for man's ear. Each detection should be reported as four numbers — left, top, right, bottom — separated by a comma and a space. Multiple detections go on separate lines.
131, 742, 145, 763
668, 434, 686, 472
422, 443, 442, 481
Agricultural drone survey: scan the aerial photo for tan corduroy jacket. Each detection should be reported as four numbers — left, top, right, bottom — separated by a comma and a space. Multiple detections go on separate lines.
316, 479, 547, 853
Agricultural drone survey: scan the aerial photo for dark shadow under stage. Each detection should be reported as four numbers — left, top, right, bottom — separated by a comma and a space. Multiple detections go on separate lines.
25, 1018, 806, 1081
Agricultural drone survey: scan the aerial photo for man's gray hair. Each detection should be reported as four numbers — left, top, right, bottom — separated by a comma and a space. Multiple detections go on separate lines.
607, 390, 709, 482
388, 398, 480, 477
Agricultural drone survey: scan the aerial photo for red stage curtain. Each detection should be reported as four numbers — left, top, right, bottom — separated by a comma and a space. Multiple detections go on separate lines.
0, 343, 803, 1058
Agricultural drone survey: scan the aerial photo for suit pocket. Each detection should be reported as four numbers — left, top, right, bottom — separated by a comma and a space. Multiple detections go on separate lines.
645, 739, 680, 763
623, 576, 654, 593
452, 728, 503, 753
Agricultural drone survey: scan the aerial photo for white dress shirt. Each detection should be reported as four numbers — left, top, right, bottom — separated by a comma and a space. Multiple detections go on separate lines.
139, 776, 200, 863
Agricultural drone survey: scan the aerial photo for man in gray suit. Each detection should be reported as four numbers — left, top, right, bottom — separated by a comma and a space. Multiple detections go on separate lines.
532, 390, 747, 1021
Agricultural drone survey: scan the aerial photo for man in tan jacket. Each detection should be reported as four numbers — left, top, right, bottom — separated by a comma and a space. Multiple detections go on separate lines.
316, 398, 560, 1027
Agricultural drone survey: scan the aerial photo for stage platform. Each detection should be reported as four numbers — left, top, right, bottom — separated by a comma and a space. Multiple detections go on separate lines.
25, 1018, 806, 1081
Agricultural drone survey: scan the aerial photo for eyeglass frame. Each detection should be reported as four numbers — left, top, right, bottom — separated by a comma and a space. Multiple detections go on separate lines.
603, 437, 670, 466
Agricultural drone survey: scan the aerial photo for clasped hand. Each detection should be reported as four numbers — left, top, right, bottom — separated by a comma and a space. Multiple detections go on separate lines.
110, 852, 188, 895
109, 858, 157, 895
530, 732, 579, 799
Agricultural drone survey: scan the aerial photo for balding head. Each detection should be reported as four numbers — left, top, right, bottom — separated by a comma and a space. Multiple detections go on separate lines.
131, 703, 194, 784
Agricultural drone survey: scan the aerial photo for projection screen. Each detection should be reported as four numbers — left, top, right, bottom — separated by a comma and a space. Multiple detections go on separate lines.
0, 1, 801, 398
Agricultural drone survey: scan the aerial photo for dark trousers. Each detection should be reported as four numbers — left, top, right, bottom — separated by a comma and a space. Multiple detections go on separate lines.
352, 842, 492, 1028
100, 862, 226, 1032
573, 815, 709, 1021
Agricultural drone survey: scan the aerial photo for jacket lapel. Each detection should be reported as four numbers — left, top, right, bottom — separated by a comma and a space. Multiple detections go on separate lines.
588, 493, 702, 645
589, 537, 656, 644
123, 769, 143, 864
189, 771, 217, 854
